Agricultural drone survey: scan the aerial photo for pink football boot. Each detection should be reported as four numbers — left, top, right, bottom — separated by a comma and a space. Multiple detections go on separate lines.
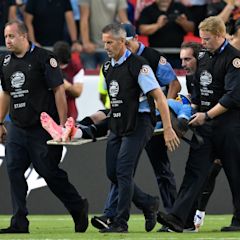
62, 117, 77, 142
40, 112, 63, 141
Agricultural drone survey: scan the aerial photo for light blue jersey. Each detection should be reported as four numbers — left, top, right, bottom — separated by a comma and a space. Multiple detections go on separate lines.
136, 43, 177, 86
136, 43, 177, 112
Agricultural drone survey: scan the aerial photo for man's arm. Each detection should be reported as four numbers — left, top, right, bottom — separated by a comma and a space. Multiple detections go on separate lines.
117, 8, 129, 23
139, 15, 168, 35
80, 4, 96, 53
189, 103, 227, 126
8, 5, 17, 20
0, 91, 10, 123
0, 91, 10, 143
155, 58, 181, 99
167, 79, 181, 99
207, 103, 227, 119
64, 80, 83, 98
65, 10, 81, 51
217, 0, 235, 23
53, 85, 68, 126
175, 14, 195, 33
24, 12, 40, 46
150, 88, 180, 151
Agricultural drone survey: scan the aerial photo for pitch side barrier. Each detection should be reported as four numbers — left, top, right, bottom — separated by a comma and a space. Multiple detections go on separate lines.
0, 46, 181, 53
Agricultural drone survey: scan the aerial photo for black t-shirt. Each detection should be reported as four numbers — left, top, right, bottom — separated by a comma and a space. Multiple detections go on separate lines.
138, 2, 192, 48
192, 42, 240, 112
25, 0, 72, 46
0, 0, 16, 46
0, 44, 63, 128
186, 75, 195, 96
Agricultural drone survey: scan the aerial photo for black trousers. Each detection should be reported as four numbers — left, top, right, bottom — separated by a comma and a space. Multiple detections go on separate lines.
214, 111, 240, 222
197, 161, 222, 211
106, 114, 154, 227
170, 123, 215, 223
5, 123, 85, 228
171, 110, 240, 224
145, 134, 177, 212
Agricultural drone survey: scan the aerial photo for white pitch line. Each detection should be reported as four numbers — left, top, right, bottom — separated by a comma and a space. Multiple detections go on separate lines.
0, 217, 72, 221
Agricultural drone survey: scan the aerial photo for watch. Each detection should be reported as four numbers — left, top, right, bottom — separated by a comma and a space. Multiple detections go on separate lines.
205, 112, 212, 121
0, 122, 4, 125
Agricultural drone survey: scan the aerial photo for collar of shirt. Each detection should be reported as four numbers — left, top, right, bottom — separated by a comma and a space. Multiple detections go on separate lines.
136, 42, 145, 56
11, 42, 35, 58
213, 39, 229, 55
29, 42, 35, 53
111, 49, 131, 67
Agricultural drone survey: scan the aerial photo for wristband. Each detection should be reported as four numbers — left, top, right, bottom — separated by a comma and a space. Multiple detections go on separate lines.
0, 122, 4, 125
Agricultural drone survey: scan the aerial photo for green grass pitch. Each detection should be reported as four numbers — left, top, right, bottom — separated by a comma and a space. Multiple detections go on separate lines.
0, 214, 239, 239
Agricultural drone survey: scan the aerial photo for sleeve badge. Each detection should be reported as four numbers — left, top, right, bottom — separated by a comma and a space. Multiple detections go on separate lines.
50, 58, 58, 68
159, 56, 167, 65
140, 65, 149, 74
232, 58, 240, 68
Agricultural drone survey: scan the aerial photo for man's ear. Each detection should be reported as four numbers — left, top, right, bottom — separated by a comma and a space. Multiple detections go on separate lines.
120, 37, 126, 44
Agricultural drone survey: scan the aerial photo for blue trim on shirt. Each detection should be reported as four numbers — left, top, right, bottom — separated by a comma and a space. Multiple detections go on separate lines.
111, 50, 131, 67
218, 39, 229, 54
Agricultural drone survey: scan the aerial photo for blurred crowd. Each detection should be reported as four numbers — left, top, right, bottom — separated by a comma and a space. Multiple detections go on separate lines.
1, 0, 240, 69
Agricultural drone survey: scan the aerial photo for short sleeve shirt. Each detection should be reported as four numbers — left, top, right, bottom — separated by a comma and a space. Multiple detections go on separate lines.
78, 0, 128, 47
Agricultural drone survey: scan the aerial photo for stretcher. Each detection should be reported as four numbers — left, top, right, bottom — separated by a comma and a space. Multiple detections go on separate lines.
47, 128, 164, 145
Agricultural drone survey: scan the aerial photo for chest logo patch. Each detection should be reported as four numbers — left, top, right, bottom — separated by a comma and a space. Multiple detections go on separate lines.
50, 58, 58, 68
200, 70, 212, 87
103, 61, 111, 72
109, 80, 119, 97
3, 55, 11, 66
232, 58, 240, 68
11, 71, 25, 88
198, 51, 205, 60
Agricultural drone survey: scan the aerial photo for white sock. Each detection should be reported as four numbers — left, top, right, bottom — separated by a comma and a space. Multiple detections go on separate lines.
72, 129, 83, 139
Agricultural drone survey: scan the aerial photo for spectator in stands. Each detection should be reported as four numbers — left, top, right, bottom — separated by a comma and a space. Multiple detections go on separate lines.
53, 41, 84, 121
24, 0, 82, 52
137, 0, 195, 68
0, 0, 17, 46
78, 0, 129, 69
230, 17, 240, 47
207, 0, 240, 34
134, 0, 155, 21
180, 0, 208, 36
